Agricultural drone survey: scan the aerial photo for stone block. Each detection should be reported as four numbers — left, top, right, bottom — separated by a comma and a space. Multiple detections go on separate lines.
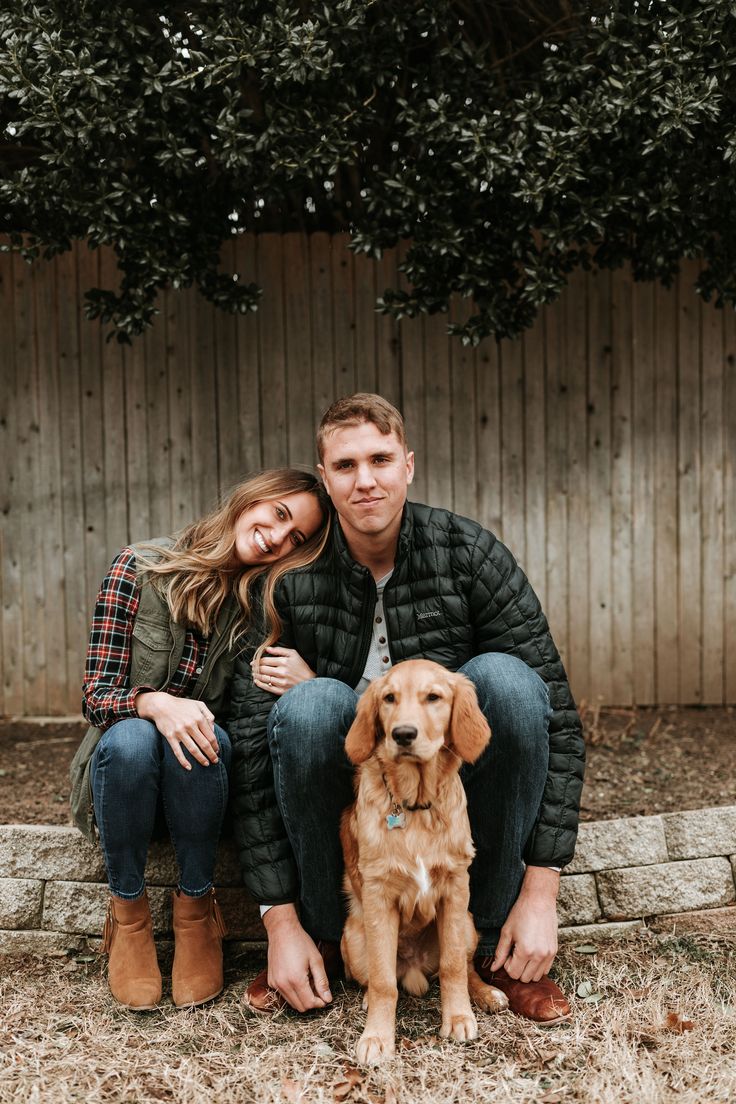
558, 920, 645, 941
41, 881, 261, 939
597, 858, 736, 921
567, 816, 667, 874
557, 874, 601, 926
144, 837, 241, 886
0, 929, 93, 956
0, 825, 106, 882
663, 806, 736, 861
0, 878, 44, 928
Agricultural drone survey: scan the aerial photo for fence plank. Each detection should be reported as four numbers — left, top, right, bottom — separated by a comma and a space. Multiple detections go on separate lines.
56, 251, 88, 704
724, 306, 736, 701
543, 297, 569, 671
676, 264, 702, 703
284, 235, 315, 467
700, 298, 725, 703
375, 251, 401, 411
310, 233, 335, 450
587, 271, 613, 704
332, 237, 356, 396
32, 254, 67, 713
610, 268, 634, 704
449, 298, 478, 521
99, 249, 129, 560
653, 280, 678, 703
258, 236, 288, 469
565, 267, 590, 699
234, 235, 263, 475
632, 280, 656, 704
214, 240, 244, 495
523, 315, 547, 608
353, 251, 378, 394
499, 337, 525, 564
424, 312, 452, 511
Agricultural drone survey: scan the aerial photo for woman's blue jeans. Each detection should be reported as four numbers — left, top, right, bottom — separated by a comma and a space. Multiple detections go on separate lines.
267, 653, 551, 955
90, 718, 231, 900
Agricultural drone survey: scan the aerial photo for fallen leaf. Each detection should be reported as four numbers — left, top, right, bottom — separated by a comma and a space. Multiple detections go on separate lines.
577, 980, 593, 998
665, 1012, 694, 1034
331, 1065, 365, 1101
280, 1077, 307, 1103
573, 944, 598, 954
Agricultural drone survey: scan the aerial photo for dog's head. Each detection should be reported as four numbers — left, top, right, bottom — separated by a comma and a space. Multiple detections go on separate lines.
344, 659, 490, 766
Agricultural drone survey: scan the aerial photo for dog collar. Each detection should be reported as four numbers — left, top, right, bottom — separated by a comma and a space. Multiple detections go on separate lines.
382, 773, 432, 830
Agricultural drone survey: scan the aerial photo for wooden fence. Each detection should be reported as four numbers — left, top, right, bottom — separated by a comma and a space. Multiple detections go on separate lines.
1, 235, 735, 714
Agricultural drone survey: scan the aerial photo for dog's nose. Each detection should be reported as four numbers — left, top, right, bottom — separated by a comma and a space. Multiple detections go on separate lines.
392, 725, 417, 746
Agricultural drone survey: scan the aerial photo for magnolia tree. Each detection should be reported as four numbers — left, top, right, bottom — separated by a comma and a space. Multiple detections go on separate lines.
1, 0, 735, 342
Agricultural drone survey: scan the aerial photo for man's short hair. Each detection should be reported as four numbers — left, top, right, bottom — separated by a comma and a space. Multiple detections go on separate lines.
317, 393, 407, 461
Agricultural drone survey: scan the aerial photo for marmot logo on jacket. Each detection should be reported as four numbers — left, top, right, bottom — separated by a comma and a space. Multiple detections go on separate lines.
416, 609, 442, 620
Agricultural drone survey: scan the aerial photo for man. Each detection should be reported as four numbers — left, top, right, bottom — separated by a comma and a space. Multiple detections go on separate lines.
227, 393, 585, 1023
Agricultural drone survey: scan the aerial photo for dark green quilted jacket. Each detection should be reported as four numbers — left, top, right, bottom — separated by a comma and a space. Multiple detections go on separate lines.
227, 502, 585, 904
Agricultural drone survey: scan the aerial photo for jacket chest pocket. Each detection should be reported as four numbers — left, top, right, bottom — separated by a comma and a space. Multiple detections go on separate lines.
131, 617, 174, 684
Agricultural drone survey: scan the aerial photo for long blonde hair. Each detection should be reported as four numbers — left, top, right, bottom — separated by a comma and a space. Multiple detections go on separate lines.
138, 469, 331, 650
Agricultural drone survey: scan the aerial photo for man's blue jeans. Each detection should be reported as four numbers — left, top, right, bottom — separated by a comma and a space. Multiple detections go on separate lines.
90, 718, 232, 900
267, 653, 551, 955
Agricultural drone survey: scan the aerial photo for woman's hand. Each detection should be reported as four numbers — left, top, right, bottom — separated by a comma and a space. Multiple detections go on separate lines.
252, 646, 315, 696
135, 690, 219, 770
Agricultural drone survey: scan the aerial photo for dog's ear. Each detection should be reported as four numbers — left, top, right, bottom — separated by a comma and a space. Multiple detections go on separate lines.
345, 679, 383, 764
447, 674, 491, 763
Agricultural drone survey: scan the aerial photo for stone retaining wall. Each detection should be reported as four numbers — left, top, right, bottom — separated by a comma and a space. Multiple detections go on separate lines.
1, 805, 735, 954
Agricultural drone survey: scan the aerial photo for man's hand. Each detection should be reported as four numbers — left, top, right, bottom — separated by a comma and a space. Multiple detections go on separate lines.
491, 866, 560, 982
135, 691, 219, 770
263, 904, 333, 1012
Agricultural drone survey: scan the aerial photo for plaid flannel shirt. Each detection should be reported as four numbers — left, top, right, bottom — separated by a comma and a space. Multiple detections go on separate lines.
82, 547, 209, 731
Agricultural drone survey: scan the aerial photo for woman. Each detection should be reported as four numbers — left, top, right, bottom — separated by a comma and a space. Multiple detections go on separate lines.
70, 469, 330, 1011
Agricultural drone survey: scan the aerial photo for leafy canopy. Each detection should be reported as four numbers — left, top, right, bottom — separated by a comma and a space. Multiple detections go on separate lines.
1, 1, 736, 343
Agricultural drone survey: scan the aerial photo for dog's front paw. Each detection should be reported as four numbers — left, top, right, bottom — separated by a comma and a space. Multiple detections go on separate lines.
473, 983, 509, 1013
441, 1011, 478, 1042
356, 1032, 395, 1066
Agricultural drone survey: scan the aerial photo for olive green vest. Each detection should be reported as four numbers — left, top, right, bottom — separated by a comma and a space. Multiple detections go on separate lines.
69, 545, 240, 841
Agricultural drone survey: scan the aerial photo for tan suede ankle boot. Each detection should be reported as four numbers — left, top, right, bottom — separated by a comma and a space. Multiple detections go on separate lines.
171, 888, 227, 1008
102, 892, 162, 1010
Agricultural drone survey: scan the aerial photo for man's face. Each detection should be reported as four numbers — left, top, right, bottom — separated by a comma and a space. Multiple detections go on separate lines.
318, 421, 414, 545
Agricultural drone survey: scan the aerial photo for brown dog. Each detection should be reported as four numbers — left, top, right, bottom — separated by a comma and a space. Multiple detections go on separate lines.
340, 659, 508, 1065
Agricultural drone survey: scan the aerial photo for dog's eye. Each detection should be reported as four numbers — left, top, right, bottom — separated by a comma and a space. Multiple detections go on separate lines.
426, 692, 441, 702
383, 692, 395, 703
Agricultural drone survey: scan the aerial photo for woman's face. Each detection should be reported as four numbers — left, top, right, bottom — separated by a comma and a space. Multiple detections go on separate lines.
233, 491, 324, 566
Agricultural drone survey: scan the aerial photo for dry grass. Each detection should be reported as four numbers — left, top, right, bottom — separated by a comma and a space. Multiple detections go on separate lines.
1, 920, 735, 1104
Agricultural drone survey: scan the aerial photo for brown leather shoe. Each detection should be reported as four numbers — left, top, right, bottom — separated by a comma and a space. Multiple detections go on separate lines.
102, 892, 162, 1010
171, 888, 227, 1008
244, 939, 343, 1015
474, 960, 571, 1025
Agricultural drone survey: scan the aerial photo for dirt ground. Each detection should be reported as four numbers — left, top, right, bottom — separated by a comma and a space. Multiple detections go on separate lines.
1, 912, 735, 1104
0, 706, 734, 826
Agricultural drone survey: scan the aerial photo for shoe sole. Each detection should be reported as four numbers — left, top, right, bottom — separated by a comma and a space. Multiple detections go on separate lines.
242, 994, 287, 1015
173, 986, 224, 1010
531, 1013, 572, 1027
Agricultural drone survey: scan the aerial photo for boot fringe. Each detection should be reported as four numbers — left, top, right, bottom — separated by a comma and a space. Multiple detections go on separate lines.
102, 900, 114, 954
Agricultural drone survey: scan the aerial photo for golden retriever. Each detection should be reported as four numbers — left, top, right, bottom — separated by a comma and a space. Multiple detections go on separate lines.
340, 659, 508, 1065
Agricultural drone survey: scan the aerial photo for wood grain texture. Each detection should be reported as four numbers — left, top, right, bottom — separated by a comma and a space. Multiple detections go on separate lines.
1, 238, 732, 711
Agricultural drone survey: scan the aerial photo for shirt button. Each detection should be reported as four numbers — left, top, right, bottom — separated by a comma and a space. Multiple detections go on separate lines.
195, 667, 202, 675
378, 636, 386, 644
375, 616, 383, 624
382, 656, 390, 664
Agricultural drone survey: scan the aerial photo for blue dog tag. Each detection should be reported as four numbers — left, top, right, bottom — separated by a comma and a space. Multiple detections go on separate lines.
386, 810, 406, 830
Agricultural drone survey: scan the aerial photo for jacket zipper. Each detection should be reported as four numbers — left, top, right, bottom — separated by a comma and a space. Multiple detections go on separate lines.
351, 571, 378, 687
